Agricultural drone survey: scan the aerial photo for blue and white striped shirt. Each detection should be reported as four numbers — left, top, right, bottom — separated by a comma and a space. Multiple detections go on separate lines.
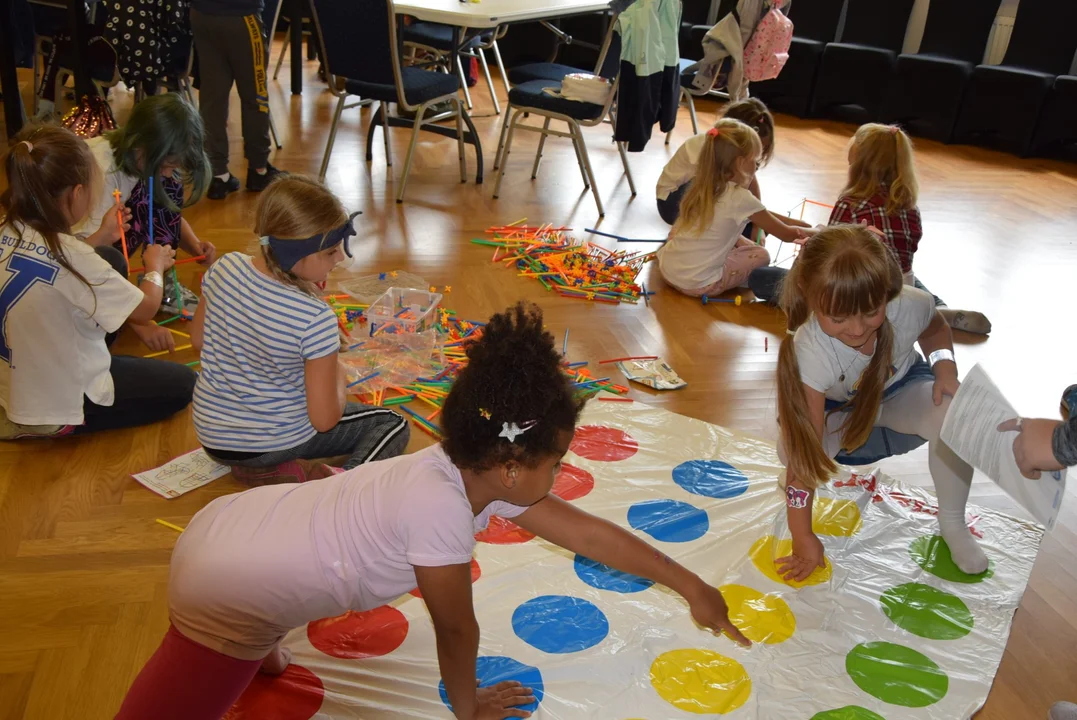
194, 253, 340, 452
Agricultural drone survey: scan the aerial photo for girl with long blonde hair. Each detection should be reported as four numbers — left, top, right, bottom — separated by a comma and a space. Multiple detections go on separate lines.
189, 175, 408, 483
657, 118, 811, 299
775, 225, 988, 582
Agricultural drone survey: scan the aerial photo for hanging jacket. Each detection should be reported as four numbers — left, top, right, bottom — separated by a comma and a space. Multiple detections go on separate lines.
685, 0, 775, 101
613, 0, 681, 152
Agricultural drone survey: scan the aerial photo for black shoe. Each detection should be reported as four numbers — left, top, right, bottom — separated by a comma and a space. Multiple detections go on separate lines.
207, 173, 240, 200
246, 163, 285, 192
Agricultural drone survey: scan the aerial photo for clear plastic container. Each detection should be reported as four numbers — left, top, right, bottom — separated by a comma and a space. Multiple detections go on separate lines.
365, 287, 442, 335
340, 329, 444, 392
339, 272, 429, 305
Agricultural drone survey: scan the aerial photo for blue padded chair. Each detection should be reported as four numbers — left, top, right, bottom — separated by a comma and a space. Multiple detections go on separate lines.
1031, 75, 1077, 159
492, 24, 633, 218
402, 21, 509, 114
309, 0, 472, 203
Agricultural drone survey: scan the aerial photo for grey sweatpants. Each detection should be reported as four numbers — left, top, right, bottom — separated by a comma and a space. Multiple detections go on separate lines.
190, 9, 271, 175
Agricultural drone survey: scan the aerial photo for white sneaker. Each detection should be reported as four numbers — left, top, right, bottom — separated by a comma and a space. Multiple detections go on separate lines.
1050, 702, 1077, 720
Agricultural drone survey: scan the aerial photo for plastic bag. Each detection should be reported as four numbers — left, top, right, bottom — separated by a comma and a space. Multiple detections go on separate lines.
617, 358, 686, 390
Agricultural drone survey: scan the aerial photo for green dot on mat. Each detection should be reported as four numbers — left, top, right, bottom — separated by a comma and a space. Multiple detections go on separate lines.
846, 642, 948, 708
909, 535, 994, 584
880, 583, 973, 640
811, 706, 886, 720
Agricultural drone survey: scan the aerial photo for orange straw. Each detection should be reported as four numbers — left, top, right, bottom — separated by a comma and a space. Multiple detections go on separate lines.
113, 189, 129, 275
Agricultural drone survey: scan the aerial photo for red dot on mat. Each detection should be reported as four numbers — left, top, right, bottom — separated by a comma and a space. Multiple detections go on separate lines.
475, 515, 536, 545
411, 558, 481, 598
552, 463, 595, 501
307, 605, 409, 659
570, 425, 639, 462
224, 664, 324, 720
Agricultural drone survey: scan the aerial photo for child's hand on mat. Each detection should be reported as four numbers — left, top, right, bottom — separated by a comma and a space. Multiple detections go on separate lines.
196, 239, 217, 265
99, 205, 132, 243
131, 322, 175, 353
143, 244, 176, 274
997, 417, 1065, 480
475, 680, 535, 719
931, 363, 960, 406
688, 583, 751, 647
777, 531, 826, 583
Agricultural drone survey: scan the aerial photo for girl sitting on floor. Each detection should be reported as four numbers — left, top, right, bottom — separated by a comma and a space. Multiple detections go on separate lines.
190, 175, 409, 483
775, 224, 987, 583
749, 124, 992, 335
657, 118, 812, 300
116, 301, 751, 720
0, 126, 195, 440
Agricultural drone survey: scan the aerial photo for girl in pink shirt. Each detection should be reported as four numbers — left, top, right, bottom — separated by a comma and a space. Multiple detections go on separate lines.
116, 302, 750, 720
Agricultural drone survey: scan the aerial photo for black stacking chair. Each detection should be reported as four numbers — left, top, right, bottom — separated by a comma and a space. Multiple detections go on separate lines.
953, 0, 1077, 155
884, 0, 1001, 143
1031, 75, 1077, 159
749, 0, 843, 118
809, 0, 916, 122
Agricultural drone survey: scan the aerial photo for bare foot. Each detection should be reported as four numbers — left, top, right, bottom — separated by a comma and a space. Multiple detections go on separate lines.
259, 646, 292, 676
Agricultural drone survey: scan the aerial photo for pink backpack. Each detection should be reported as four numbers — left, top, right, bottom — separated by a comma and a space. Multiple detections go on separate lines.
742, 0, 793, 82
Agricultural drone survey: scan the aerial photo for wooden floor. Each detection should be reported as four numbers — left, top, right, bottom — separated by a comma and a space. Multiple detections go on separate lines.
1, 47, 1076, 719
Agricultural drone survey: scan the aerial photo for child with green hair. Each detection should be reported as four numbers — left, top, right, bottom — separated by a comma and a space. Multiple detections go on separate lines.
74, 94, 214, 351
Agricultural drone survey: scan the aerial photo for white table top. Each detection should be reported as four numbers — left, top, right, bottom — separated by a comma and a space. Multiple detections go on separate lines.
394, 0, 610, 29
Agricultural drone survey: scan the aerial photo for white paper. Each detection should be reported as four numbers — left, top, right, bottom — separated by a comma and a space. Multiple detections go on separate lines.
132, 448, 230, 499
942, 363, 1067, 530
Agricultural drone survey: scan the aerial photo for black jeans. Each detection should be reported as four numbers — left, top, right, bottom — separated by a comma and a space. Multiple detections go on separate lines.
74, 356, 197, 435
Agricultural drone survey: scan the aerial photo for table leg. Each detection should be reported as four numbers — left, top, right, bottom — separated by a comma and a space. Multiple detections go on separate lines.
0, 1, 25, 137
288, 0, 304, 94
449, 27, 483, 184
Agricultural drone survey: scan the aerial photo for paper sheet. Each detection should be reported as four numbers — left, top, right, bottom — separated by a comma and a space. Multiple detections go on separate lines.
941, 363, 1067, 530
132, 448, 230, 499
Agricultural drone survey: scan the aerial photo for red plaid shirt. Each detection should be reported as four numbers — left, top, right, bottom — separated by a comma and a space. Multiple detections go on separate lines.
828, 190, 922, 274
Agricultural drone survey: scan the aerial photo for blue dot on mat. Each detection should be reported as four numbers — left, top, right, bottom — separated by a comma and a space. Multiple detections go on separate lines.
439, 656, 544, 713
574, 554, 655, 593
628, 499, 709, 542
673, 459, 749, 498
512, 595, 610, 654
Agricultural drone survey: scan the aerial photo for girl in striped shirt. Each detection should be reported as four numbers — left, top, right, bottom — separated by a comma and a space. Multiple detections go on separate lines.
190, 176, 408, 483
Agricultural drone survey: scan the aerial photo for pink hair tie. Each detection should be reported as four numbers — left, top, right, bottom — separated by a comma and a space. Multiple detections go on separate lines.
707, 127, 721, 138
889, 125, 899, 135
18, 140, 33, 153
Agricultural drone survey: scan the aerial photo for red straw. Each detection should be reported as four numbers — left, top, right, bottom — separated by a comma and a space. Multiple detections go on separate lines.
599, 397, 634, 402
129, 254, 205, 274
598, 356, 658, 365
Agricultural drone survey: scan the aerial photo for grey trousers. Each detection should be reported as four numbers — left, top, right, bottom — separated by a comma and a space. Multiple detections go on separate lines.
190, 9, 271, 175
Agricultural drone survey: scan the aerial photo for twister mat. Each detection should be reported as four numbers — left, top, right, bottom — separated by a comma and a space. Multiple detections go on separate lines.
224, 401, 1043, 719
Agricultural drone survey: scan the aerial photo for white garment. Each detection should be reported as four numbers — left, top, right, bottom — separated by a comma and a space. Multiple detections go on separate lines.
656, 133, 708, 200
657, 184, 764, 289
0, 223, 143, 424
688, 0, 767, 101
72, 136, 138, 242
792, 286, 936, 403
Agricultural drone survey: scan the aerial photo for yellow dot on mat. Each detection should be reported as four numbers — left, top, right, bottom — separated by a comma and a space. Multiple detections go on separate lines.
718, 584, 796, 644
749, 535, 832, 588
650, 648, 751, 715
812, 497, 863, 537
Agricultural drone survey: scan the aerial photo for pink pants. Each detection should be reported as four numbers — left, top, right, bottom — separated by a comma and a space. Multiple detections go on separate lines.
676, 244, 771, 297
115, 624, 263, 720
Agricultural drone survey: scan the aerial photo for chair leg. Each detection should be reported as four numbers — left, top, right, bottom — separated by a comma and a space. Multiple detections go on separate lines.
617, 140, 636, 197
569, 127, 591, 190
476, 48, 500, 114
268, 106, 282, 149
571, 120, 604, 217
494, 105, 513, 170
491, 39, 511, 95
319, 93, 346, 181
456, 57, 473, 111
381, 103, 392, 167
493, 108, 523, 199
455, 98, 467, 183
273, 32, 289, 81
686, 92, 699, 134
398, 101, 432, 203
531, 117, 551, 179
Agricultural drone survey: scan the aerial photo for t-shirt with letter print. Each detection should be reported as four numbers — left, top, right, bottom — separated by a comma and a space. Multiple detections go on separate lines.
0, 223, 143, 425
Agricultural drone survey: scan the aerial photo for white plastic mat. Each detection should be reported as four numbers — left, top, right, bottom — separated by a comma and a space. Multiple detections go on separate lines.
225, 400, 1043, 720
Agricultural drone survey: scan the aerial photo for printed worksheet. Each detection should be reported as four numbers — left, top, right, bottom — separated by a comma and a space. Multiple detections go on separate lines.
133, 448, 230, 499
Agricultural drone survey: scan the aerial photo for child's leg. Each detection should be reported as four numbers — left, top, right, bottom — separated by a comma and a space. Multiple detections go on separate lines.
115, 624, 262, 720
699, 244, 771, 296
656, 182, 690, 225
911, 274, 992, 335
75, 357, 196, 434
877, 380, 989, 574
231, 14, 272, 172
190, 9, 237, 177
747, 265, 787, 304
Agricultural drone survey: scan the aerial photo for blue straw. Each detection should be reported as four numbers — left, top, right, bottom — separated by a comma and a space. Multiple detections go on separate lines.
346, 341, 366, 351
566, 361, 588, 368
147, 175, 154, 245
562, 328, 569, 357
347, 371, 380, 388
584, 227, 666, 244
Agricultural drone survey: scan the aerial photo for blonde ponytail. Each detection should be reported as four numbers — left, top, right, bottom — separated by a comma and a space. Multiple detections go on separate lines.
842, 123, 919, 214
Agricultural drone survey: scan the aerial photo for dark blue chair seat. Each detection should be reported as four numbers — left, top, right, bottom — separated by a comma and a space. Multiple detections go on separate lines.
1032, 75, 1077, 158
402, 21, 488, 52
507, 79, 606, 121
811, 43, 899, 120
508, 62, 583, 86
344, 66, 459, 105
954, 65, 1057, 154
885, 54, 975, 142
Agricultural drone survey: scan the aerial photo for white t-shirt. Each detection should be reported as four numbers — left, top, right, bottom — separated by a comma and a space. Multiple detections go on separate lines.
793, 287, 936, 402
656, 133, 707, 200
0, 223, 143, 424
657, 184, 765, 290
72, 136, 138, 242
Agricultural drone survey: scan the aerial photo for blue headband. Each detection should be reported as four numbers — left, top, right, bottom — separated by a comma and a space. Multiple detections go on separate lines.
260, 212, 360, 271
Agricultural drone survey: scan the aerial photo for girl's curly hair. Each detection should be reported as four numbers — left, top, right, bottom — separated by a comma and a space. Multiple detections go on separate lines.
441, 302, 582, 471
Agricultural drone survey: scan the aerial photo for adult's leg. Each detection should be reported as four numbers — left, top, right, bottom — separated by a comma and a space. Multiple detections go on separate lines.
877, 380, 988, 574
747, 265, 787, 304
190, 10, 236, 177
115, 624, 262, 720
75, 357, 196, 434
656, 182, 690, 225
230, 14, 271, 171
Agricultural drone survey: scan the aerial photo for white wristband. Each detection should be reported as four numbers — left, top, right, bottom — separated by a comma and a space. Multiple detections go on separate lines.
928, 349, 955, 367
143, 271, 163, 288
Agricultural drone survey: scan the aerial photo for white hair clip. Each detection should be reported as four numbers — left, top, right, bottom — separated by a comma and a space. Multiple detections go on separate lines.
499, 421, 537, 443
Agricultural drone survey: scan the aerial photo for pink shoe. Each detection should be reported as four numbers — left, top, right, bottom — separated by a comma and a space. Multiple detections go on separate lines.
230, 460, 337, 485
